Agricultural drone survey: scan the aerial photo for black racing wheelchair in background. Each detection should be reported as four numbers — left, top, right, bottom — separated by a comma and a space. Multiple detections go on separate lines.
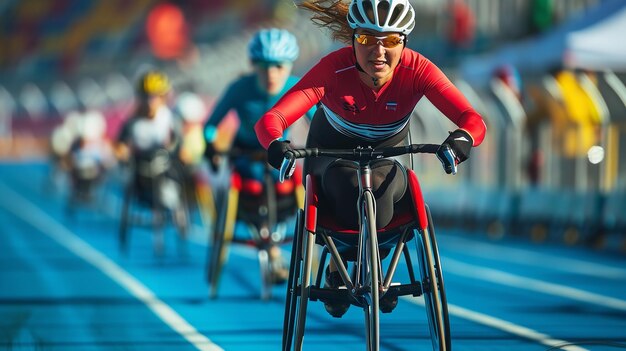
118, 147, 190, 256
64, 144, 109, 218
280, 144, 453, 351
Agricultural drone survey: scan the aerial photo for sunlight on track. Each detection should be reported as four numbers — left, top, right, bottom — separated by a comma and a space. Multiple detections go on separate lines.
444, 258, 626, 311
441, 236, 626, 279
404, 297, 589, 351
0, 181, 224, 351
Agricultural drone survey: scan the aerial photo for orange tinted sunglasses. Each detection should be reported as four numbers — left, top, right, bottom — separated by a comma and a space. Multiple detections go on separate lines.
354, 34, 404, 48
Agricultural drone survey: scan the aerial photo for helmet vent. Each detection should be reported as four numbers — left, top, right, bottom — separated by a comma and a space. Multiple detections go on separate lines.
396, 7, 413, 29
377, 1, 390, 27
362, 1, 376, 25
388, 4, 404, 27
350, 2, 365, 24
347, 0, 415, 35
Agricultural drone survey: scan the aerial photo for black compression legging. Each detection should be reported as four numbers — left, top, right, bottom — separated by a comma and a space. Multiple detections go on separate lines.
302, 108, 410, 229
321, 158, 407, 229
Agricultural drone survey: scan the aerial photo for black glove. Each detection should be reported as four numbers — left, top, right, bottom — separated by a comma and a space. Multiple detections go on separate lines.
437, 129, 473, 174
267, 140, 293, 170
203, 142, 220, 172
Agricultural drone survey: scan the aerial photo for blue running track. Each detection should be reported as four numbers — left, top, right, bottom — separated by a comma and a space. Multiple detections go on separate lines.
1, 162, 625, 351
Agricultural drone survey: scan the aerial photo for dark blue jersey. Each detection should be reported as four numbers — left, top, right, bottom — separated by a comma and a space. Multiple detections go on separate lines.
204, 74, 315, 148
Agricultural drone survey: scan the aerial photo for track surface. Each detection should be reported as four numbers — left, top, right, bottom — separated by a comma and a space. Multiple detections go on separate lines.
1, 162, 625, 351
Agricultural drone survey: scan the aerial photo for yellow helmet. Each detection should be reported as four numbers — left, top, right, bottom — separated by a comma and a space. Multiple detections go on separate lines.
138, 70, 170, 97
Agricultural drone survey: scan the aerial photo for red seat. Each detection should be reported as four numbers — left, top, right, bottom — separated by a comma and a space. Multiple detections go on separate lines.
230, 163, 303, 196
304, 169, 427, 235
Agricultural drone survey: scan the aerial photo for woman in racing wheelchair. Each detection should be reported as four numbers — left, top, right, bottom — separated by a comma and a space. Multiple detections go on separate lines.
203, 28, 315, 299
255, 0, 486, 349
115, 70, 189, 256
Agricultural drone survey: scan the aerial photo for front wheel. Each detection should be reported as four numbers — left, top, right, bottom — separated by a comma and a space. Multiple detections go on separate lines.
362, 191, 380, 351
119, 184, 133, 254
282, 209, 304, 351
206, 186, 238, 298
173, 195, 190, 257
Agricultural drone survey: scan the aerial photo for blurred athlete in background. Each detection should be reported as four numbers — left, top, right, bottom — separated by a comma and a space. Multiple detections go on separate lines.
203, 28, 316, 283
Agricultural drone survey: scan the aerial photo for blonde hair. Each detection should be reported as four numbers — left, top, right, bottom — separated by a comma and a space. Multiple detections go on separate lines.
297, 0, 353, 44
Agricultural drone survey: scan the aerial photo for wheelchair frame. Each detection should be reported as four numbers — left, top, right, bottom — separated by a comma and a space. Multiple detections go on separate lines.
280, 144, 452, 351
65, 156, 107, 218
206, 151, 302, 300
118, 148, 190, 256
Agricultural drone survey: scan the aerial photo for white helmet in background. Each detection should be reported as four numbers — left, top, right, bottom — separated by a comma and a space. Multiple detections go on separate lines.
347, 0, 416, 35
51, 124, 74, 156
63, 110, 84, 140
248, 28, 300, 63
175, 92, 206, 123
81, 110, 106, 141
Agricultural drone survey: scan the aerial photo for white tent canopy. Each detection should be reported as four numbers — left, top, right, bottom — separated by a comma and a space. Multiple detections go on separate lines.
566, 7, 626, 71
460, 0, 626, 87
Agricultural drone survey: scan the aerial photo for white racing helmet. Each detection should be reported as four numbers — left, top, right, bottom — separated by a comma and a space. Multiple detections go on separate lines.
248, 28, 300, 63
81, 110, 107, 141
347, 0, 416, 35
175, 91, 206, 123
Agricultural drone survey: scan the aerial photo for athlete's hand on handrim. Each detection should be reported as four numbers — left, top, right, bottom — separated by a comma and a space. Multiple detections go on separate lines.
437, 129, 473, 175
267, 139, 294, 170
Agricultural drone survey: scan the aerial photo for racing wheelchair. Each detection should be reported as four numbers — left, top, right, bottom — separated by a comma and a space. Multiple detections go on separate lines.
280, 144, 452, 351
65, 143, 109, 217
118, 147, 190, 256
206, 148, 303, 300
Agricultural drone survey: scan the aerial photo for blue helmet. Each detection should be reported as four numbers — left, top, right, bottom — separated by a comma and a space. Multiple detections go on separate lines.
248, 28, 299, 63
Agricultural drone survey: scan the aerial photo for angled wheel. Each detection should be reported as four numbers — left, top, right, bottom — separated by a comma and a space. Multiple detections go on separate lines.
152, 176, 167, 257
260, 172, 278, 300
152, 207, 166, 257
425, 205, 451, 350
264, 170, 278, 236
172, 178, 191, 257
416, 205, 451, 351
259, 247, 272, 301
362, 191, 380, 351
206, 184, 238, 298
195, 180, 217, 241
174, 184, 190, 238
285, 209, 313, 351
174, 202, 190, 256
118, 183, 134, 254
282, 209, 304, 351
167, 166, 190, 242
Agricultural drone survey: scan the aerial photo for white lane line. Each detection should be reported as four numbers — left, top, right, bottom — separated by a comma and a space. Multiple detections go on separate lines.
439, 235, 626, 279
444, 258, 626, 311
0, 182, 224, 351
405, 298, 588, 351
5, 212, 102, 350
95, 181, 597, 349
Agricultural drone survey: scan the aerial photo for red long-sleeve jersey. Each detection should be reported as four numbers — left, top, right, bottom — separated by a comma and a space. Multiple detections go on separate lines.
255, 47, 486, 149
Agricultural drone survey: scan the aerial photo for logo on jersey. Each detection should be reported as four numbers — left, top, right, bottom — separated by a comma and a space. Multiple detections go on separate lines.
341, 96, 362, 114
385, 102, 397, 111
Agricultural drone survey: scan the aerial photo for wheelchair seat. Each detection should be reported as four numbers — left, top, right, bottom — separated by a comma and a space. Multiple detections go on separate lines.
309, 175, 419, 261
230, 171, 300, 226
131, 148, 185, 209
